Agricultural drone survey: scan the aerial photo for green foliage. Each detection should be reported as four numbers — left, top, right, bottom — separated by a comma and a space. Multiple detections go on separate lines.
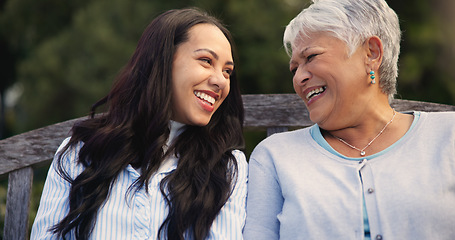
15, 0, 155, 131
11, 0, 164, 131
389, 0, 455, 104
219, 0, 303, 94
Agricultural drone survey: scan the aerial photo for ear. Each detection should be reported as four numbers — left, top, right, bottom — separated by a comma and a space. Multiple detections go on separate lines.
365, 36, 383, 70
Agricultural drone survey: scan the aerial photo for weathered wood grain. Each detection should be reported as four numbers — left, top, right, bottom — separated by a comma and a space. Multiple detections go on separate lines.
243, 94, 455, 128
0, 117, 83, 176
390, 98, 455, 112
4, 167, 33, 240
243, 94, 311, 128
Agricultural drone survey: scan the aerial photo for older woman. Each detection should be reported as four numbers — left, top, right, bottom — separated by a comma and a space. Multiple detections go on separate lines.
243, 0, 455, 239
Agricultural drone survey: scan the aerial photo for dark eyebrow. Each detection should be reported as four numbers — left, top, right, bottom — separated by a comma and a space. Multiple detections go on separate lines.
194, 48, 234, 67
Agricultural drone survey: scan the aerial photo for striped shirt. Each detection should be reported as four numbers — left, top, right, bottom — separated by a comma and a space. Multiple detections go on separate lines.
31, 123, 248, 239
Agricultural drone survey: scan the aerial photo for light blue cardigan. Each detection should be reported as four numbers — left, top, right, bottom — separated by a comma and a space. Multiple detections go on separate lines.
244, 111, 455, 240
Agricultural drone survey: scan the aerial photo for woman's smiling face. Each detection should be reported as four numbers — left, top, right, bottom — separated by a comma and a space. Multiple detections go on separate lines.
171, 23, 234, 126
289, 32, 371, 130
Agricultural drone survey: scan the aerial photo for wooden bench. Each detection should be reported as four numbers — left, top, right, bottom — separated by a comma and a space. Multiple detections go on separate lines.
1, 93, 454, 239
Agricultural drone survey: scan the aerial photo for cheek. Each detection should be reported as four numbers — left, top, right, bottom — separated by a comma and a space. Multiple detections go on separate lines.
222, 84, 231, 100
292, 82, 305, 99
292, 80, 299, 91
216, 85, 230, 110
225, 84, 231, 96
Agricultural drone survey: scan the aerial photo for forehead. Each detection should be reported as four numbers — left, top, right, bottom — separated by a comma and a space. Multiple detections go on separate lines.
291, 32, 348, 57
185, 24, 232, 56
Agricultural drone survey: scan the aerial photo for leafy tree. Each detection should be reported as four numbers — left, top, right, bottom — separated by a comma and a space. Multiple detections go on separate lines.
16, 0, 154, 131
0, 0, 91, 136
211, 0, 306, 94
389, 0, 455, 104
0, 34, 15, 139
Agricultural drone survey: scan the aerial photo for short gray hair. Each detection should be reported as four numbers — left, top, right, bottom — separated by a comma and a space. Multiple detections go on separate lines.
284, 0, 401, 99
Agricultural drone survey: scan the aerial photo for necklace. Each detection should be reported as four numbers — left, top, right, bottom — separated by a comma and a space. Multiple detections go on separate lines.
331, 109, 396, 156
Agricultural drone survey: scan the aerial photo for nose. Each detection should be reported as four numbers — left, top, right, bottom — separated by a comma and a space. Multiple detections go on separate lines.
209, 70, 228, 91
293, 66, 311, 87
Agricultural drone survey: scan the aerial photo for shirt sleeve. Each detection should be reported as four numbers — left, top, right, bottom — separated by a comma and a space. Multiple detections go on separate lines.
30, 138, 83, 240
207, 150, 248, 240
243, 147, 283, 240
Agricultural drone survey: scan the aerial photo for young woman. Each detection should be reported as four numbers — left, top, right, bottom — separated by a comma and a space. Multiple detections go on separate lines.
31, 8, 247, 240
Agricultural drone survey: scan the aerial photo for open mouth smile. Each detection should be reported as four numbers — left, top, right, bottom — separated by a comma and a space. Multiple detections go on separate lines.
306, 86, 326, 101
194, 91, 216, 105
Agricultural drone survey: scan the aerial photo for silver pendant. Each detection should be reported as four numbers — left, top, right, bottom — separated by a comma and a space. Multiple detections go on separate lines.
360, 151, 366, 156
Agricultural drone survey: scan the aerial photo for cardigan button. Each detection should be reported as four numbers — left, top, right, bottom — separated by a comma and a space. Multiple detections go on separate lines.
375, 234, 383, 240
367, 188, 375, 194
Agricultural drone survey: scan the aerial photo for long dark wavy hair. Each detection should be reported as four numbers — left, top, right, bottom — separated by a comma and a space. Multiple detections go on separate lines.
50, 8, 244, 240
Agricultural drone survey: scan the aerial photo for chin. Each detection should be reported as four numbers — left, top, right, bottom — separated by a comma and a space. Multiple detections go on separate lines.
194, 121, 210, 127
189, 117, 211, 127
308, 110, 318, 122
309, 111, 325, 126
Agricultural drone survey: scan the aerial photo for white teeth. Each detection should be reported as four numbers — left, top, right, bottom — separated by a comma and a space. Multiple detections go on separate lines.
306, 87, 326, 100
194, 91, 215, 105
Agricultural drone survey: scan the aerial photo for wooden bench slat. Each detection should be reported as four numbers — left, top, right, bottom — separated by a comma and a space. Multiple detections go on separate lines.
4, 167, 34, 240
243, 94, 455, 129
243, 94, 311, 128
0, 118, 79, 176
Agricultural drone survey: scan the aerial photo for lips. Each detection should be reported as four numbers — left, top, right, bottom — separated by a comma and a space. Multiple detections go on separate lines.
194, 91, 216, 105
305, 86, 326, 100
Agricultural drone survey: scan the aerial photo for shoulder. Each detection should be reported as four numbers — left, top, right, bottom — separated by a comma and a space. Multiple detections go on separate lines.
264, 127, 310, 144
229, 150, 248, 192
232, 149, 246, 162
52, 137, 85, 179
417, 111, 455, 129
408, 111, 455, 144
248, 127, 314, 172
252, 127, 312, 155
57, 137, 84, 160
231, 149, 248, 172
421, 110, 455, 120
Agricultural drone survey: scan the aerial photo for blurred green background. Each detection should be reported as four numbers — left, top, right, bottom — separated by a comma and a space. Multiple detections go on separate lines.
0, 0, 454, 237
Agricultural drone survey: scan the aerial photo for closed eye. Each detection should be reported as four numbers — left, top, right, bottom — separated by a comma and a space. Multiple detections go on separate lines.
199, 58, 212, 65
307, 54, 318, 62
223, 68, 233, 78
